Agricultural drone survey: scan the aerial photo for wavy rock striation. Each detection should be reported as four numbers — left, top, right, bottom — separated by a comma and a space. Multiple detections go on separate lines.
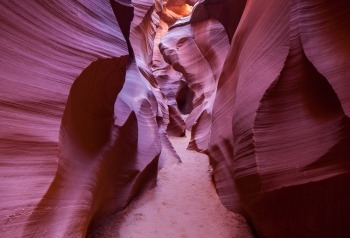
151, 0, 194, 137
160, 16, 230, 152
161, 0, 350, 236
205, 0, 350, 237
1, 0, 181, 237
2, 0, 350, 237
0, 1, 127, 237
25, 57, 134, 237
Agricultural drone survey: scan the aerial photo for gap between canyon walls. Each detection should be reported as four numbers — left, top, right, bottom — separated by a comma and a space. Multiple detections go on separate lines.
86, 0, 253, 236
89, 133, 253, 237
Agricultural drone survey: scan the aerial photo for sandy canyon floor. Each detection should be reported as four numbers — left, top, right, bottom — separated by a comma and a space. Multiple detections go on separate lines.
91, 133, 253, 238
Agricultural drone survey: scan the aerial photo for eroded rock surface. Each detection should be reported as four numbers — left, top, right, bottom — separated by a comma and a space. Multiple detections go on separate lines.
2, 0, 350, 237
160, 16, 230, 152
1, 0, 181, 237
0, 1, 127, 237
205, 0, 350, 237
161, 0, 350, 237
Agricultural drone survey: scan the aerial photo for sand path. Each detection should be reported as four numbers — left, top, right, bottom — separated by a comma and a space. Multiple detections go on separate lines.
91, 133, 253, 238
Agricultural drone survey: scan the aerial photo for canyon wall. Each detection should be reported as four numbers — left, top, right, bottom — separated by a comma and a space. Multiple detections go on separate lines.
1, 0, 350, 237
0, 1, 125, 236
194, 0, 350, 237
1, 0, 181, 236
161, 0, 350, 237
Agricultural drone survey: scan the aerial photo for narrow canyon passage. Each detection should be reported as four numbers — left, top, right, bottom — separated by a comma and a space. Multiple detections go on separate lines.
91, 132, 253, 238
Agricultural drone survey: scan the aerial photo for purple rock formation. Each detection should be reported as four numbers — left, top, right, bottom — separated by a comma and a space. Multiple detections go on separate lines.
160, 16, 230, 152
205, 0, 350, 237
1, 1, 180, 236
2, 0, 350, 237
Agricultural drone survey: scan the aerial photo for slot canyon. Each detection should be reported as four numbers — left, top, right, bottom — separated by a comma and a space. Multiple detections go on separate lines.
1, 0, 350, 237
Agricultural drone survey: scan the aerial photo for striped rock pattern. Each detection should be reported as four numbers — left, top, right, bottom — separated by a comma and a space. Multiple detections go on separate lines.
1, 0, 350, 237
161, 0, 350, 237
0, 1, 126, 237
206, 0, 350, 237
160, 16, 230, 152
1, 0, 180, 237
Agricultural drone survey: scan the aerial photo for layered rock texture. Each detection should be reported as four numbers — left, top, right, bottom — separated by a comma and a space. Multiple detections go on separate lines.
1, 0, 350, 237
1, 1, 180, 236
200, 0, 350, 237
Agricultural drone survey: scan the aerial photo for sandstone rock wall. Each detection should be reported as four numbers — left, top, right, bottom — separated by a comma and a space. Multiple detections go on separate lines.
1, 0, 350, 237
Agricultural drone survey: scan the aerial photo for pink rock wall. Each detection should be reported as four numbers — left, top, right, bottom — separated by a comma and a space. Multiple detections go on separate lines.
0, 1, 127, 236
1, 0, 180, 236
151, 0, 194, 137
152, 20, 187, 137
205, 0, 350, 237
25, 57, 134, 236
160, 16, 230, 152
2, 0, 350, 237
160, 0, 350, 236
